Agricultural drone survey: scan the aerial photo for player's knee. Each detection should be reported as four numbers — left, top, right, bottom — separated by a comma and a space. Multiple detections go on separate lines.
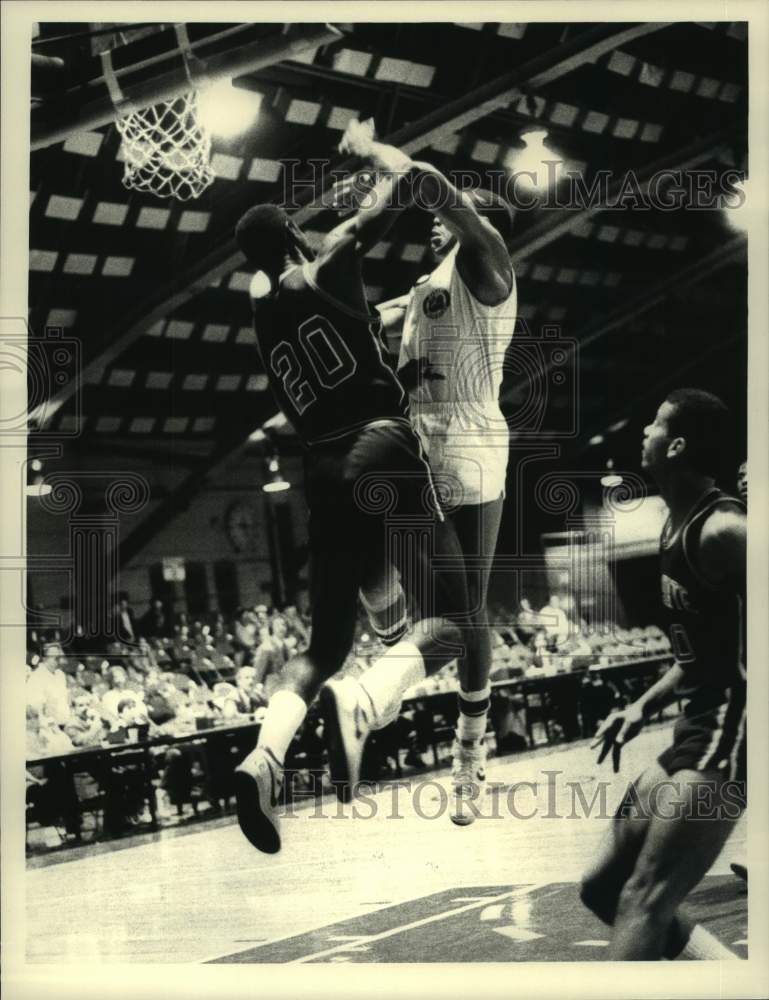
615, 868, 672, 923
410, 616, 459, 646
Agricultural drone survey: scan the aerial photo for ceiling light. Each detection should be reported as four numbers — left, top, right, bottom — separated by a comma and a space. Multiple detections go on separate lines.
197, 80, 262, 139
26, 472, 51, 498
506, 128, 564, 192
263, 456, 290, 493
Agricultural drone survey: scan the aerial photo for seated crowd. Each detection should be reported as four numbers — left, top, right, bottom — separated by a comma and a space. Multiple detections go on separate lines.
25, 602, 312, 759
24, 592, 672, 846
25, 592, 672, 759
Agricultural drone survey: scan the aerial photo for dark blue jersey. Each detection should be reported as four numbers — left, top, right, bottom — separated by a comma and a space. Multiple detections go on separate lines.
659, 487, 746, 708
251, 263, 408, 447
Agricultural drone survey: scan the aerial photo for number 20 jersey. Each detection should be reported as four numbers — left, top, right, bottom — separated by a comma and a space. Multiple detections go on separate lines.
251, 262, 409, 447
659, 487, 746, 708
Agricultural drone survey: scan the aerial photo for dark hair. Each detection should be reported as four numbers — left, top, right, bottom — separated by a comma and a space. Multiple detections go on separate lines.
665, 388, 734, 477
469, 189, 515, 247
235, 204, 290, 270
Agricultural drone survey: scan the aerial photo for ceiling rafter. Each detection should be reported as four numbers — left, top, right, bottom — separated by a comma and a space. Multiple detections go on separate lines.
500, 233, 746, 412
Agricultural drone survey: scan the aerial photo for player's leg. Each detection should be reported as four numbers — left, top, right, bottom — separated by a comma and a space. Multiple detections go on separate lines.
608, 768, 741, 959
235, 498, 364, 850
322, 514, 469, 801
449, 494, 504, 694
322, 425, 470, 799
446, 495, 504, 825
359, 558, 409, 647
580, 762, 664, 924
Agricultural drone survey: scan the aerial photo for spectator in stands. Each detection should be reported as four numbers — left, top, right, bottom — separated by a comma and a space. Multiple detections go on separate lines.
526, 630, 550, 676
144, 680, 177, 727
139, 598, 174, 638
104, 694, 151, 742
283, 605, 309, 647
539, 594, 571, 646
212, 612, 227, 642
212, 682, 241, 720
100, 664, 146, 724
490, 632, 516, 680
556, 632, 594, 672
26, 641, 70, 726
233, 609, 258, 661
516, 597, 539, 643
271, 614, 292, 650
25, 706, 82, 840
232, 667, 263, 714
115, 593, 138, 644
172, 624, 195, 665
63, 689, 105, 748
26, 704, 73, 758
251, 622, 290, 684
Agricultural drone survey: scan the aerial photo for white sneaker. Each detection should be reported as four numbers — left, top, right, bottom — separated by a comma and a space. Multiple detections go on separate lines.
450, 738, 487, 827
319, 676, 373, 803
234, 746, 283, 854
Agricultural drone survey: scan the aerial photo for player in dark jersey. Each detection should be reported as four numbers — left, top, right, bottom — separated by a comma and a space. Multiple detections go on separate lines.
579, 389, 746, 959
231, 145, 470, 854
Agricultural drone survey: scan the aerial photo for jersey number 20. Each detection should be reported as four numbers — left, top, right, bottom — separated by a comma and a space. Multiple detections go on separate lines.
270, 315, 358, 415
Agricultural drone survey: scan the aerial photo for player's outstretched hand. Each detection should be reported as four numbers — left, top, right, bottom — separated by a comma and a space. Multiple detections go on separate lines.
339, 117, 377, 158
590, 703, 645, 772
329, 171, 377, 215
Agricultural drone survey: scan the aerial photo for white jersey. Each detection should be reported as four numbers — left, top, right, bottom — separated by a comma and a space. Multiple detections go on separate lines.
398, 245, 516, 505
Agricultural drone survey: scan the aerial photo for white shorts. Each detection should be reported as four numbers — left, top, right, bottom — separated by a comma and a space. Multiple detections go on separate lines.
418, 429, 508, 506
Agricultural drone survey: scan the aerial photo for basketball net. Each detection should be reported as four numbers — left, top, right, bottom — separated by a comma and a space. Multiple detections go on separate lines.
115, 91, 215, 201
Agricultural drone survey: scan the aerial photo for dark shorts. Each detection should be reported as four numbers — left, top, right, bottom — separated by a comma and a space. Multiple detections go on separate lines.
658, 684, 746, 807
303, 420, 469, 665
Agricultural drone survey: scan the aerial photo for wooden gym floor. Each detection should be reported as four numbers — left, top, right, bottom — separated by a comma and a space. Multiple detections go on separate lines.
25, 720, 747, 964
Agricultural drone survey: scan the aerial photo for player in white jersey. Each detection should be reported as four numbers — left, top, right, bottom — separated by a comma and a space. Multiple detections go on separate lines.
344, 121, 517, 825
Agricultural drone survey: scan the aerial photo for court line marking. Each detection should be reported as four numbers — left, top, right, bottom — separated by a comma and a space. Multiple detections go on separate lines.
451, 895, 505, 903
289, 883, 549, 965
326, 935, 375, 942
196, 893, 425, 964
197, 883, 534, 965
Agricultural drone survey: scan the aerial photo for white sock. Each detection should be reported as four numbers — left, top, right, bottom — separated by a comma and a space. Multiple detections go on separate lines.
457, 685, 491, 742
677, 923, 738, 960
457, 711, 488, 742
357, 641, 425, 728
255, 690, 307, 765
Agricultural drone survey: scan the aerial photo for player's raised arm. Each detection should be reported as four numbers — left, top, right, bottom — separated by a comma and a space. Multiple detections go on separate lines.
336, 120, 512, 305
410, 160, 513, 304
315, 119, 418, 266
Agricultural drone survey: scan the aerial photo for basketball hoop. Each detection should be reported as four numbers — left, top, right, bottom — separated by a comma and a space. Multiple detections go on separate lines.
115, 91, 215, 201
